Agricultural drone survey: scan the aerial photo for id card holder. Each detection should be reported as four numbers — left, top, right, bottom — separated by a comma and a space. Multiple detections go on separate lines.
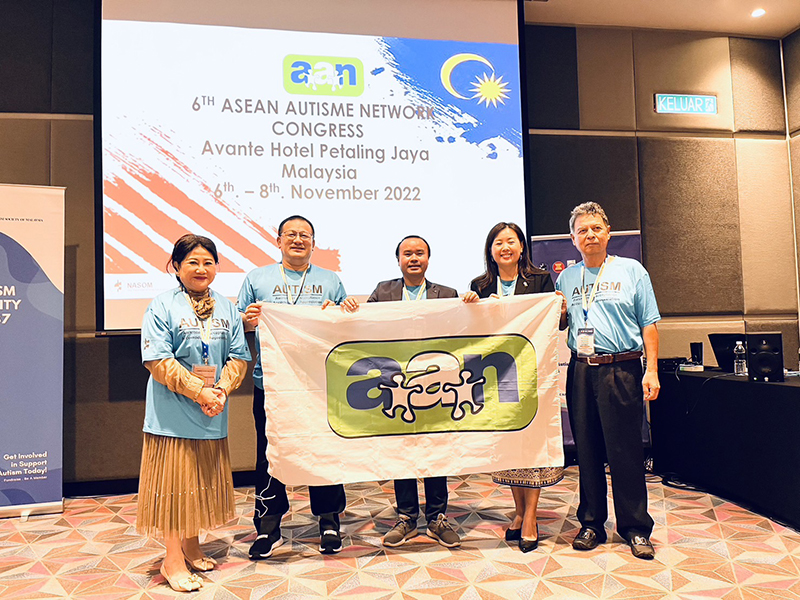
576, 327, 595, 358
192, 364, 217, 388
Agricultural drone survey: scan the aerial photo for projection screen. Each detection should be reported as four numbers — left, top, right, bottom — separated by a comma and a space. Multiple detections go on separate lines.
100, 0, 526, 329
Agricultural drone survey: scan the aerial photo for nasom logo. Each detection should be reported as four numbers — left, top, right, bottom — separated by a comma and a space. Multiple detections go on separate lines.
326, 335, 539, 438
283, 54, 364, 97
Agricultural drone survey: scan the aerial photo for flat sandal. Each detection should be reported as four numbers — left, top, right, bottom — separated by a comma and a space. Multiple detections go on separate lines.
160, 563, 202, 592
184, 553, 217, 572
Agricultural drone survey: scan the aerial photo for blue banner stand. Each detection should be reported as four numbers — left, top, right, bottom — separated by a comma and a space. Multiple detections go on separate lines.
0, 184, 65, 519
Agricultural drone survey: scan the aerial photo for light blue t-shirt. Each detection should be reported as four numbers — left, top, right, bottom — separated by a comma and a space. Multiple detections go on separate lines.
237, 263, 347, 389
499, 279, 516, 297
402, 284, 425, 301
141, 288, 251, 439
555, 256, 660, 354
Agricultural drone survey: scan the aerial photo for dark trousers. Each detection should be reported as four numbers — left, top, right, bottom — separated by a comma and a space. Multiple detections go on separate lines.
565, 357, 654, 540
252, 386, 345, 532
394, 477, 448, 524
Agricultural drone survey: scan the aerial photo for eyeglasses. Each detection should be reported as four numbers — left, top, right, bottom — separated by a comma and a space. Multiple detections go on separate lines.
280, 231, 313, 241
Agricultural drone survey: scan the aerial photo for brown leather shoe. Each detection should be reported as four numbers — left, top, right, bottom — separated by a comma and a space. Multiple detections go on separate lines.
572, 527, 605, 550
628, 535, 655, 560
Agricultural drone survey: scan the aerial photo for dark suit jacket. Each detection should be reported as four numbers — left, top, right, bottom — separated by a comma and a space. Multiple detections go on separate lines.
469, 268, 554, 298
367, 278, 458, 302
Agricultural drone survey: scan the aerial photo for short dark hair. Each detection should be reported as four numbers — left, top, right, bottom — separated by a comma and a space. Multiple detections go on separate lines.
395, 235, 431, 259
278, 215, 315, 237
169, 234, 219, 282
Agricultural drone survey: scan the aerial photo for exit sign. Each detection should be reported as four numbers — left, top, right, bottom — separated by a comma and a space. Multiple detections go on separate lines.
654, 94, 717, 115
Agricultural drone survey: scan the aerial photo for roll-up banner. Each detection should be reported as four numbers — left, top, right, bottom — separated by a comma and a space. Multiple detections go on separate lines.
0, 184, 65, 518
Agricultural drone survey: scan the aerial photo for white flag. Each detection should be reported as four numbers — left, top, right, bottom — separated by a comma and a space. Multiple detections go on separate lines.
258, 294, 563, 485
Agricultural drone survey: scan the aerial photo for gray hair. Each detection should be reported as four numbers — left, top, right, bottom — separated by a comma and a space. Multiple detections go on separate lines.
569, 202, 610, 233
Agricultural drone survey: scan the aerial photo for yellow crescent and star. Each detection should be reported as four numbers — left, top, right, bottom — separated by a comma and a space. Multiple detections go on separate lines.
440, 53, 510, 107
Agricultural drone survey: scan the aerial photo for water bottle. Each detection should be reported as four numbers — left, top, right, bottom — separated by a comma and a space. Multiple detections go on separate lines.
733, 340, 747, 376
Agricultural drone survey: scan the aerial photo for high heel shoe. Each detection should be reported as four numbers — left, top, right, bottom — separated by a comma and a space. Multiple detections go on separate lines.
519, 524, 539, 553
519, 537, 538, 552
184, 552, 217, 572
160, 563, 203, 592
505, 527, 522, 542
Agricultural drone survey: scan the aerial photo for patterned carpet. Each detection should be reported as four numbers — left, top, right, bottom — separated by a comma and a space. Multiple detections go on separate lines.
2, 468, 800, 599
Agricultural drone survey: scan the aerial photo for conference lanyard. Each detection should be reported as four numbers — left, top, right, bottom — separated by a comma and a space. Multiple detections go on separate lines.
403, 283, 426, 301
279, 264, 309, 305
497, 276, 518, 297
184, 293, 212, 365
580, 256, 610, 326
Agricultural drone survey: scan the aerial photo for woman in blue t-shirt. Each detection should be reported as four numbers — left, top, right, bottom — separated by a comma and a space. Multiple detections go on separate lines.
137, 234, 251, 592
463, 222, 564, 553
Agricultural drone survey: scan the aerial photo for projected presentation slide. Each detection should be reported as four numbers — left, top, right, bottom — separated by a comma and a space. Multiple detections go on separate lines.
101, 0, 526, 330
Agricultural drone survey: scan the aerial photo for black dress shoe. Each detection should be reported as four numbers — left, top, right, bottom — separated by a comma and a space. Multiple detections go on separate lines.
572, 527, 604, 551
628, 535, 655, 560
518, 524, 538, 552
504, 528, 521, 542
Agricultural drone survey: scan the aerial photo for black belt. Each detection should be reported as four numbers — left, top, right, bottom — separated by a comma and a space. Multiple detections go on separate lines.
572, 350, 643, 366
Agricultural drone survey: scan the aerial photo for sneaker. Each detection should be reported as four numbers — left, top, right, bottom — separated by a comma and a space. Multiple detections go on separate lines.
319, 529, 343, 554
382, 517, 418, 547
249, 530, 283, 560
426, 514, 461, 548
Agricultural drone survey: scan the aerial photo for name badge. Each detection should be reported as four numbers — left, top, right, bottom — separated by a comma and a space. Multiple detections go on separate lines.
576, 327, 595, 358
192, 364, 217, 388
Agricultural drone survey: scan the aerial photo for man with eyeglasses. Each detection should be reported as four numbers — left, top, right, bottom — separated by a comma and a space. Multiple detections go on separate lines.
237, 215, 359, 559
555, 202, 660, 560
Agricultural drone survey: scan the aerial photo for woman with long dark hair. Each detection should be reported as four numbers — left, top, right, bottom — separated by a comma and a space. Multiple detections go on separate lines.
137, 234, 250, 591
463, 222, 564, 552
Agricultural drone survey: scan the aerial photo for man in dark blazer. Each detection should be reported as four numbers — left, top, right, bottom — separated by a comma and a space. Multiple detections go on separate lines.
367, 235, 461, 548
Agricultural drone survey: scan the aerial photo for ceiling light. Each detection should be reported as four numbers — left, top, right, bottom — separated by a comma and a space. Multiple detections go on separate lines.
751, 8, 766, 18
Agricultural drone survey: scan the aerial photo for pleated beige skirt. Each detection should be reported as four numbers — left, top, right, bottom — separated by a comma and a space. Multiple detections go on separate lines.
137, 432, 235, 539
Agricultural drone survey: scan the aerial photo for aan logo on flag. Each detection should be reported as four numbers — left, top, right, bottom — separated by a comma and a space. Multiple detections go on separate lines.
325, 335, 540, 438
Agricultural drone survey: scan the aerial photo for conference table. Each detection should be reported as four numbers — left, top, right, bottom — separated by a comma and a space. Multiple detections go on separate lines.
649, 369, 800, 532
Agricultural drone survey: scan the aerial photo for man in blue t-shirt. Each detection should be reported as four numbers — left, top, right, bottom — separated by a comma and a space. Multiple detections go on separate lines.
367, 235, 461, 549
555, 202, 660, 560
237, 215, 359, 559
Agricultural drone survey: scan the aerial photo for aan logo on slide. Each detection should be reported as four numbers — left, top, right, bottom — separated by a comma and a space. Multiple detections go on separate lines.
326, 335, 539, 438
284, 55, 364, 97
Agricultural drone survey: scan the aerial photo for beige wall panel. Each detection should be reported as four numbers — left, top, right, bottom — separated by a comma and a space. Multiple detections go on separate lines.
51, 119, 96, 332
70, 403, 145, 481
633, 31, 733, 133
66, 335, 255, 481
735, 139, 798, 314
639, 136, 743, 314
784, 30, 800, 135
729, 38, 785, 134
576, 28, 635, 131
64, 337, 133, 482
658, 317, 744, 367
0, 119, 50, 185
